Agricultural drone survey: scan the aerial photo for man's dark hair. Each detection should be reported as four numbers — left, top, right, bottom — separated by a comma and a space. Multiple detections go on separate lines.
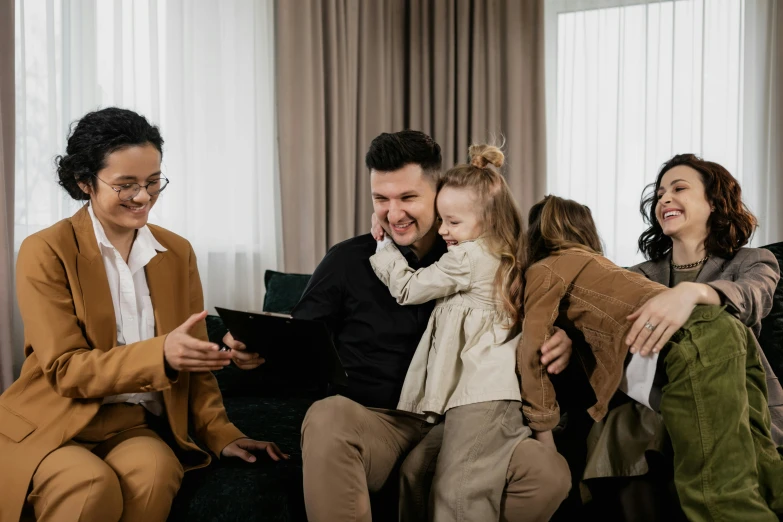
56, 107, 164, 201
365, 130, 442, 175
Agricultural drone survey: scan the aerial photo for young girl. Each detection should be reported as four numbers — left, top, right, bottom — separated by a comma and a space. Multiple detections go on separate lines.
519, 195, 783, 521
369, 144, 528, 522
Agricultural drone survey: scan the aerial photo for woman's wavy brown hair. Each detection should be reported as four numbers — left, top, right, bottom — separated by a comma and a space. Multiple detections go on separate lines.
525, 195, 603, 268
638, 154, 757, 260
439, 144, 525, 327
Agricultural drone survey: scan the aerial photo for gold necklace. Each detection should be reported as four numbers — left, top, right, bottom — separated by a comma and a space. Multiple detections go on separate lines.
671, 255, 709, 270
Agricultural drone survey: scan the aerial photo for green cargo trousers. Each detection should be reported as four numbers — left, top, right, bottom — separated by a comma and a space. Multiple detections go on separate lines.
660, 305, 783, 521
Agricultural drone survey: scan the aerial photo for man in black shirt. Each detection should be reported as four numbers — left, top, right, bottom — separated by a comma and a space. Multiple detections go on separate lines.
226, 131, 573, 521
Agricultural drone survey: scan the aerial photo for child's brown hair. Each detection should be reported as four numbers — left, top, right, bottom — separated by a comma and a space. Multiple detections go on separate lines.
525, 195, 603, 267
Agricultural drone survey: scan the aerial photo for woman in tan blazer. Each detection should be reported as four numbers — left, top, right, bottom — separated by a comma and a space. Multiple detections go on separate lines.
0, 108, 286, 522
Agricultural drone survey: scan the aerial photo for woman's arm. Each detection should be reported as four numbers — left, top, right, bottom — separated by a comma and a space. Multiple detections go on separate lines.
518, 264, 567, 432
369, 242, 473, 305
627, 249, 780, 355
16, 235, 172, 398
183, 245, 247, 456
707, 249, 780, 328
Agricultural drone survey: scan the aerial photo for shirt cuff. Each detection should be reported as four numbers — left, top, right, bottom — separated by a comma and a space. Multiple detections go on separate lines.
370, 242, 405, 273
523, 407, 561, 432
376, 236, 393, 253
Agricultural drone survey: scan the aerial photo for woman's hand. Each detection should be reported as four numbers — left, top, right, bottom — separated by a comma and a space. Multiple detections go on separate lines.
221, 438, 290, 463
626, 282, 720, 356
371, 213, 385, 241
540, 327, 573, 375
164, 311, 233, 371
223, 331, 266, 370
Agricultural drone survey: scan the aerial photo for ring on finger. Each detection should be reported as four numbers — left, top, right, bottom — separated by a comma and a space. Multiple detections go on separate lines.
644, 321, 657, 332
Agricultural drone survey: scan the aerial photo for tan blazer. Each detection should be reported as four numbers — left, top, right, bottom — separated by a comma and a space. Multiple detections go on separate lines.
0, 206, 245, 522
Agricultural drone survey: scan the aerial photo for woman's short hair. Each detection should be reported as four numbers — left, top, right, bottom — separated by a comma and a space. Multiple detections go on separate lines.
56, 107, 164, 201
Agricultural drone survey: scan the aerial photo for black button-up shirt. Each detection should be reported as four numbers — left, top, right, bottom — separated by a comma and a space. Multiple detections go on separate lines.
292, 233, 448, 409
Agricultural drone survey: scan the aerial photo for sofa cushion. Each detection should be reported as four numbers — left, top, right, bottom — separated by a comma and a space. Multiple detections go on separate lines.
169, 396, 311, 522
760, 241, 783, 380
263, 270, 312, 314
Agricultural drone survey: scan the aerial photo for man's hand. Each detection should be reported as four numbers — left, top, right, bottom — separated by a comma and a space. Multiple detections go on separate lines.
221, 438, 289, 463
540, 327, 572, 375
222, 331, 266, 370
164, 311, 233, 372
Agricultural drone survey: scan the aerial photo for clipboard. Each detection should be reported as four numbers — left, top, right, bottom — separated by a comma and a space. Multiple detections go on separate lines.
215, 306, 348, 387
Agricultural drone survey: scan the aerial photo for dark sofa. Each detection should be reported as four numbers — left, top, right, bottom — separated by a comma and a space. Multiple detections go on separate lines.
168, 242, 783, 522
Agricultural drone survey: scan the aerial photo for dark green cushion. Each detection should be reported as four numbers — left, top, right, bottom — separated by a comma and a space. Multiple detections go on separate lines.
171, 268, 408, 521
760, 241, 783, 380
169, 396, 310, 522
263, 270, 311, 314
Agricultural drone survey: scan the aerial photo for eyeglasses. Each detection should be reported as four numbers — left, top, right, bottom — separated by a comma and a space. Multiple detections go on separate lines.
94, 175, 170, 202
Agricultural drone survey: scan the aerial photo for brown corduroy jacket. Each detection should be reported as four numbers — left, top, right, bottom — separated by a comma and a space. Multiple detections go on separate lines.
518, 248, 665, 431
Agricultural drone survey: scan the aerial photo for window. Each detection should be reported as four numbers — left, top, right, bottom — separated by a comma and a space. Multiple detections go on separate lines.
545, 0, 752, 266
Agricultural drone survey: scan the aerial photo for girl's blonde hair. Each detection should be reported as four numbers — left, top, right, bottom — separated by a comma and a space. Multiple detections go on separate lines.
525, 195, 603, 267
438, 144, 525, 327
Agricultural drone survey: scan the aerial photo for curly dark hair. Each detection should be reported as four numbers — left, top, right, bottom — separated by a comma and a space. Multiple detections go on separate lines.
638, 153, 757, 260
56, 107, 164, 201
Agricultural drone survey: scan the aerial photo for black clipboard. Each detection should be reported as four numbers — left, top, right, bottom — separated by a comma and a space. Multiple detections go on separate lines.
215, 306, 348, 387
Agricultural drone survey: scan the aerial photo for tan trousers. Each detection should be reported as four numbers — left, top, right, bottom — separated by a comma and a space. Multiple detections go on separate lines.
24, 403, 184, 522
301, 395, 571, 522
400, 400, 533, 522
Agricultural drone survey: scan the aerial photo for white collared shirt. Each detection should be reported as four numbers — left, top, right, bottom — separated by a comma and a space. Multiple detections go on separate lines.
88, 204, 167, 416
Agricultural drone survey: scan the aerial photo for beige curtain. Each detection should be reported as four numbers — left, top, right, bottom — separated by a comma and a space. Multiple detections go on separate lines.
276, 0, 546, 273
770, 1, 783, 244
1, 0, 15, 390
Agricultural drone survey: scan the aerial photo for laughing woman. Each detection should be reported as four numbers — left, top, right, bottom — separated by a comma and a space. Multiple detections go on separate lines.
582, 154, 783, 521
0, 108, 286, 522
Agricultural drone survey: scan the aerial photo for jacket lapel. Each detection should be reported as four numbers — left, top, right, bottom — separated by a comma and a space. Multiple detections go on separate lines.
696, 255, 726, 284
145, 239, 182, 408
638, 253, 672, 287
72, 206, 116, 351
145, 251, 179, 336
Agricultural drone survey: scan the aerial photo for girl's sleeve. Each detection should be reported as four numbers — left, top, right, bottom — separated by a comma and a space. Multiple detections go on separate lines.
369, 242, 473, 305
517, 263, 567, 431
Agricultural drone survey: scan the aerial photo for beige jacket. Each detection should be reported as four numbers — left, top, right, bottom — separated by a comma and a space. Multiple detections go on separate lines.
0, 206, 245, 522
370, 238, 521, 419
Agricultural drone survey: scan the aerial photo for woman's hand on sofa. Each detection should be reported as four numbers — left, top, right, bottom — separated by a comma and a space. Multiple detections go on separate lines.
222, 438, 290, 463
223, 331, 266, 370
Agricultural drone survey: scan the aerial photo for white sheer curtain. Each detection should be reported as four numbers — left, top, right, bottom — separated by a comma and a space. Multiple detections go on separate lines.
14, 0, 280, 320
545, 0, 782, 267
